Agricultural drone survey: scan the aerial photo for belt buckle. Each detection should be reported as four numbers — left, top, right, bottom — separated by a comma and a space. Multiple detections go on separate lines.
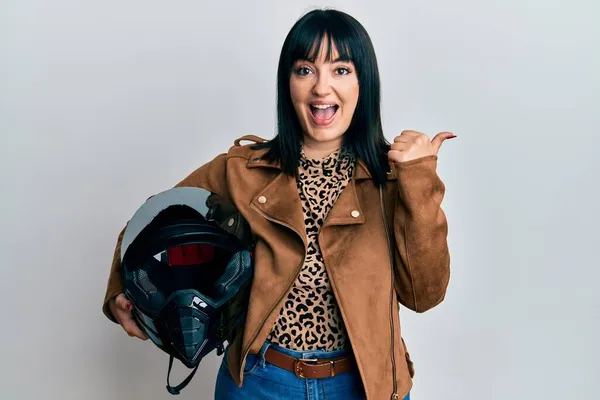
294, 358, 336, 378
294, 358, 317, 378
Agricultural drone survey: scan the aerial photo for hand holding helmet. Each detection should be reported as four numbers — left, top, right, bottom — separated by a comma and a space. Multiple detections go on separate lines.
109, 293, 148, 340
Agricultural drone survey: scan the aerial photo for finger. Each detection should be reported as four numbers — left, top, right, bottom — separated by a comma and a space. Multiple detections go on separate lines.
390, 142, 408, 152
113, 295, 148, 340
430, 131, 456, 153
387, 149, 404, 164
114, 294, 133, 312
393, 135, 412, 143
122, 316, 149, 340
116, 309, 148, 340
398, 130, 423, 137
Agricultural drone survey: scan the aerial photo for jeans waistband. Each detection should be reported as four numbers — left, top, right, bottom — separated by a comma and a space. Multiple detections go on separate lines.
254, 341, 350, 361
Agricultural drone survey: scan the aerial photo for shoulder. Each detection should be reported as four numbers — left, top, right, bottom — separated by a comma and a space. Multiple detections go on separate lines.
225, 134, 271, 161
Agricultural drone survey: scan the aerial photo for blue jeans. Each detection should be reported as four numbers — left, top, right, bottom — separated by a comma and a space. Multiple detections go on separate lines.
214, 341, 410, 399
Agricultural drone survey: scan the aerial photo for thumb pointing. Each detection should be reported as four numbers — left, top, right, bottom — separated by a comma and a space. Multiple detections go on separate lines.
431, 131, 456, 153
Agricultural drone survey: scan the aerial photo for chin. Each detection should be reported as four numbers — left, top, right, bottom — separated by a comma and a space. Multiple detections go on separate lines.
303, 128, 345, 144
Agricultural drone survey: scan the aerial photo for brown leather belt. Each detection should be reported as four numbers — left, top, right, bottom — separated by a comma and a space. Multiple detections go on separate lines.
263, 347, 356, 379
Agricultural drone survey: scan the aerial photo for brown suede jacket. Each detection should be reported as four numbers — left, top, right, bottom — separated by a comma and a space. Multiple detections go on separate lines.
102, 134, 451, 400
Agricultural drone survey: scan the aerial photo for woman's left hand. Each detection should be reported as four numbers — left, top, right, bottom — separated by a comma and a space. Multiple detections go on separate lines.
388, 130, 456, 163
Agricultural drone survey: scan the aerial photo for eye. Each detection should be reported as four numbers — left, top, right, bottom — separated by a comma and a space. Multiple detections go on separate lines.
335, 67, 351, 75
294, 66, 312, 76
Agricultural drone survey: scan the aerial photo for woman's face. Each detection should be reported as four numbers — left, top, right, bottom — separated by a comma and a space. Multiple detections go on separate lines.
289, 40, 359, 150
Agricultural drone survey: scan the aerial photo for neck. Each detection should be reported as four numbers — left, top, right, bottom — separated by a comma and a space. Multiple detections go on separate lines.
301, 136, 343, 160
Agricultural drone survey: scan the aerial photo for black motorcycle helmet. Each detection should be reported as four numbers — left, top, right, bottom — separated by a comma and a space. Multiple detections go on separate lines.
120, 187, 253, 395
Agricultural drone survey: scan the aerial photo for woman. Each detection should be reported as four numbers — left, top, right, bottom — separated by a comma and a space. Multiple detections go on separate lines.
102, 8, 453, 400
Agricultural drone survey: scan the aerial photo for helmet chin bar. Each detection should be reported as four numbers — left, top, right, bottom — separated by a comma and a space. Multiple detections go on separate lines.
131, 290, 231, 396
162, 294, 212, 368
130, 290, 227, 368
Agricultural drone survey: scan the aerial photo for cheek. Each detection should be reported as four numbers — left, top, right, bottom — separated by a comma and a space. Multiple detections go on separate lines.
342, 84, 359, 111
338, 76, 359, 104
289, 81, 312, 128
289, 78, 306, 105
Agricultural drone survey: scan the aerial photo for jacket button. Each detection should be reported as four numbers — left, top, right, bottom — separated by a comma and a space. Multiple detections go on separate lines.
227, 217, 235, 227
258, 196, 267, 204
351, 210, 360, 218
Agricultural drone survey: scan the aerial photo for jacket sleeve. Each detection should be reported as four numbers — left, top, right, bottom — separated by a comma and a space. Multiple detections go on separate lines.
101, 153, 229, 323
392, 155, 450, 313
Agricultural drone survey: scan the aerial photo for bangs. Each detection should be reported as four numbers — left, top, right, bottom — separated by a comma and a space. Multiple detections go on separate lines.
290, 29, 354, 64
285, 13, 363, 67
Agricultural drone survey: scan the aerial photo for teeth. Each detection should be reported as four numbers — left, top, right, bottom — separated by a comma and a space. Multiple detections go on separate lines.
311, 104, 336, 109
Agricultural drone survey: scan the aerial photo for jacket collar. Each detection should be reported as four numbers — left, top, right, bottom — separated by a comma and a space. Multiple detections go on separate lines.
246, 147, 397, 181
246, 146, 395, 240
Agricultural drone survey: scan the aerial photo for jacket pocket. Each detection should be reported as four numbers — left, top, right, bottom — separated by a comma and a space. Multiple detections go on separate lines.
241, 354, 261, 376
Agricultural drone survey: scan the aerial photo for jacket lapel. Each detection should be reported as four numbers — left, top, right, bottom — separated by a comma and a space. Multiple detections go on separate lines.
323, 178, 365, 227
248, 150, 307, 246
323, 157, 396, 227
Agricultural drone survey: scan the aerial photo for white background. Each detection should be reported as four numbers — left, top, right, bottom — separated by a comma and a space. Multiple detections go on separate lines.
1, 1, 599, 399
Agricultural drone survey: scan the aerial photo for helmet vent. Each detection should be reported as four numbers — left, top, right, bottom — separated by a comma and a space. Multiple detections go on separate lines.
133, 269, 158, 295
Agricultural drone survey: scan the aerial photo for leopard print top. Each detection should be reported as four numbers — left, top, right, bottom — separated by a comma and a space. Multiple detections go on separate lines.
266, 145, 356, 351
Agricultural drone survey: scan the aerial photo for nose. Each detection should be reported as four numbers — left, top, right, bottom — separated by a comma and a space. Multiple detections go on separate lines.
311, 71, 332, 97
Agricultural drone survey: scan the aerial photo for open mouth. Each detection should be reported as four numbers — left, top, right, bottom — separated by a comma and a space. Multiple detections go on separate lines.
309, 104, 339, 126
